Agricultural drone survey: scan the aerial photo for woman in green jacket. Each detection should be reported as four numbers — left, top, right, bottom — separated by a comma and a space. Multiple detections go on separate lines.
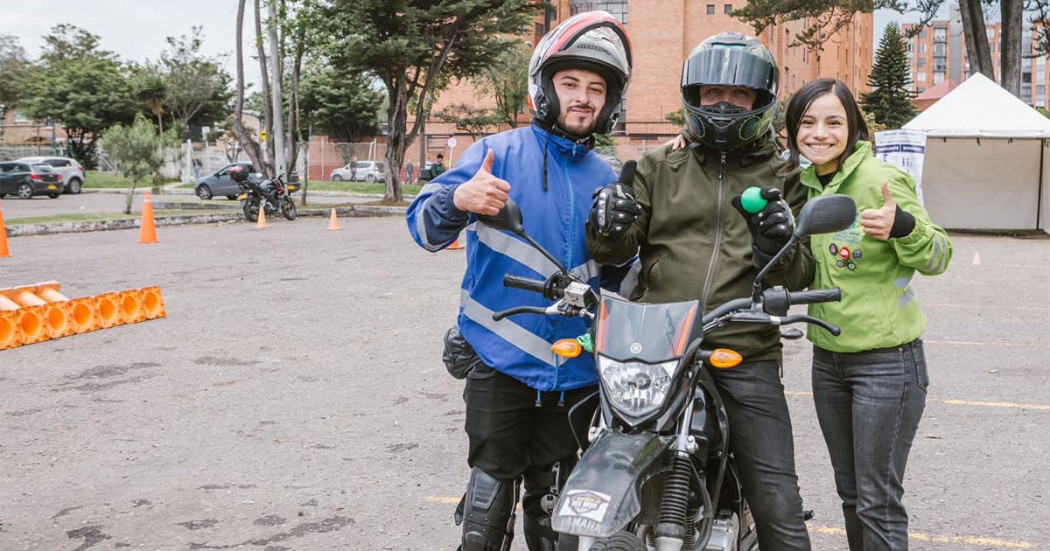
783, 78, 952, 551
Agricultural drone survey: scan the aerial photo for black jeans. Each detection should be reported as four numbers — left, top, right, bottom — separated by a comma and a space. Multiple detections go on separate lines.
463, 363, 595, 545
710, 359, 812, 550
812, 340, 928, 551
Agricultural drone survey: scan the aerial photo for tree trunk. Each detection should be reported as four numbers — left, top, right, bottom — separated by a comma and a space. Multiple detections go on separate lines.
384, 84, 408, 203
234, 0, 265, 172
1000, 0, 1023, 97
254, 0, 275, 177
960, 0, 995, 80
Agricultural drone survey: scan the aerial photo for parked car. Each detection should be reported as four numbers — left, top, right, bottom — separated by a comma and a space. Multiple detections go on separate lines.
0, 162, 63, 199
195, 163, 300, 200
15, 156, 85, 194
330, 160, 386, 182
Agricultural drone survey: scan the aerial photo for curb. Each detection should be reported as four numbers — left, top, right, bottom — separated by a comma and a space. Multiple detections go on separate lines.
6, 204, 408, 237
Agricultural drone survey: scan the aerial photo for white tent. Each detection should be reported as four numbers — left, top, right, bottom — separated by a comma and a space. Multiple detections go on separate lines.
903, 73, 1050, 232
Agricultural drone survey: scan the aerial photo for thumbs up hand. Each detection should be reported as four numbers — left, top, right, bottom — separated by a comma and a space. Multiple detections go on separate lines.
453, 149, 511, 216
860, 182, 898, 241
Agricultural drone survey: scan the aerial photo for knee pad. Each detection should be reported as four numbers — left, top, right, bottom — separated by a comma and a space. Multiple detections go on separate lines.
459, 468, 518, 551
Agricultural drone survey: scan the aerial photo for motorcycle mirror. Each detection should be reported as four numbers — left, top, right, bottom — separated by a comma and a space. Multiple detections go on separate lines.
794, 194, 857, 237
476, 198, 526, 236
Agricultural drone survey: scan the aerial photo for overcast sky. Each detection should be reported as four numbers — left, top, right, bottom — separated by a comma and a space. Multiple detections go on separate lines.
0, 0, 261, 83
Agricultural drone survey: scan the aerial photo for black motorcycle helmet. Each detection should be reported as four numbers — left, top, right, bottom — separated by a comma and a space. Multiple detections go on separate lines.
681, 33, 779, 150
229, 165, 249, 183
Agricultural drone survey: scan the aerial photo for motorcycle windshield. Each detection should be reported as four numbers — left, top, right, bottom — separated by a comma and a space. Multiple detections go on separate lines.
595, 297, 699, 363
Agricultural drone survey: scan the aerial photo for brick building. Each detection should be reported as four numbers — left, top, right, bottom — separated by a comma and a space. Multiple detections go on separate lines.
412, 0, 874, 165
902, 4, 1050, 109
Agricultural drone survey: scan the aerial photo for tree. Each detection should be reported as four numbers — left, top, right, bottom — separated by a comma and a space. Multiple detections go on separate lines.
862, 23, 916, 129
434, 104, 502, 140
298, 67, 384, 142
233, 0, 267, 178
160, 27, 234, 135
0, 35, 33, 110
102, 115, 169, 214
323, 0, 540, 202
734, 1, 910, 50
477, 40, 531, 129
20, 25, 137, 168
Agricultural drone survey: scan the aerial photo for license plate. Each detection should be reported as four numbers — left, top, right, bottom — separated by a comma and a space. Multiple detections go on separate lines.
237, 193, 247, 200
287, 184, 297, 192
47, 184, 57, 190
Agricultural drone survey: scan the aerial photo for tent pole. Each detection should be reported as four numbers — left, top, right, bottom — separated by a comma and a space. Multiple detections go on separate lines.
1039, 140, 1046, 230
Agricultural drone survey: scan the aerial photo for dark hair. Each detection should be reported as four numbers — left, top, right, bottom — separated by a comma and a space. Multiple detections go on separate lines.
783, 78, 869, 173
437, 153, 444, 159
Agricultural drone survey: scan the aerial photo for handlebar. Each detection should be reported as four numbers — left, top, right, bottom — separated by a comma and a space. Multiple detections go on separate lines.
503, 275, 546, 295
784, 288, 842, 305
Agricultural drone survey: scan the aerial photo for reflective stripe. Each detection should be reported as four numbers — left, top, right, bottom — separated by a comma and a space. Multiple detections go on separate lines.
894, 277, 912, 288
474, 225, 599, 283
922, 236, 945, 273
416, 194, 444, 252
899, 287, 915, 307
460, 289, 559, 367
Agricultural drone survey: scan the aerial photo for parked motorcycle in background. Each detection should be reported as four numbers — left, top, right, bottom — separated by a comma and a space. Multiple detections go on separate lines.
229, 165, 297, 222
476, 192, 857, 551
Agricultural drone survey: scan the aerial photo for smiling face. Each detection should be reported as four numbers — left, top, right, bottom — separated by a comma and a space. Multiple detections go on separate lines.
553, 68, 607, 138
796, 92, 850, 175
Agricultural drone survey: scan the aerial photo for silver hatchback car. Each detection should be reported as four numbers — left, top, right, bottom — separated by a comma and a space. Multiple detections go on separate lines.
15, 156, 85, 194
330, 160, 386, 182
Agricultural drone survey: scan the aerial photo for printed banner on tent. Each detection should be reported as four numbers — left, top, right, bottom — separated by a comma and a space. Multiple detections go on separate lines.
875, 129, 927, 205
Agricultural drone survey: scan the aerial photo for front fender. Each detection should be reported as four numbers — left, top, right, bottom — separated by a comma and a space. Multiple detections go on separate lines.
551, 430, 672, 538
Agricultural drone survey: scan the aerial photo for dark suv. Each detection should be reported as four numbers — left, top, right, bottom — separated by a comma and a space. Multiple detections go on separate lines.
195, 162, 300, 200
0, 162, 64, 199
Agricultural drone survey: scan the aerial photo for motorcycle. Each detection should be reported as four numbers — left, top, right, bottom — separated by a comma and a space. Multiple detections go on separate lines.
238, 173, 297, 222
476, 192, 856, 551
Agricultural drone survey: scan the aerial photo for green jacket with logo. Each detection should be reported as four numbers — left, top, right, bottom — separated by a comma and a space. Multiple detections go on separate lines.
802, 141, 952, 353
587, 136, 814, 362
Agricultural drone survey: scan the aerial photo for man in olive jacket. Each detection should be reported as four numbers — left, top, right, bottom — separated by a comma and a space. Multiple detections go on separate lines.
586, 33, 815, 549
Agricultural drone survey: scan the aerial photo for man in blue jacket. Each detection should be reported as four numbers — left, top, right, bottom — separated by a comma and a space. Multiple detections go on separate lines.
406, 11, 634, 551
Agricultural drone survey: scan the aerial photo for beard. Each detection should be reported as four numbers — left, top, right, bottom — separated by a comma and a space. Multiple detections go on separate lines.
557, 109, 599, 138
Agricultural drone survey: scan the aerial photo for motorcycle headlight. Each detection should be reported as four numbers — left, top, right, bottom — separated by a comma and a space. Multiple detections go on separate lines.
597, 356, 677, 418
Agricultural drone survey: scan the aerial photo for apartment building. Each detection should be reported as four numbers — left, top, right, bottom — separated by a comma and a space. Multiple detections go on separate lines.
420, 0, 874, 154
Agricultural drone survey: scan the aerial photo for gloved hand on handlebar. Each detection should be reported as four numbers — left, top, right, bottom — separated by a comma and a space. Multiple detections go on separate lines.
590, 160, 641, 239
731, 187, 794, 268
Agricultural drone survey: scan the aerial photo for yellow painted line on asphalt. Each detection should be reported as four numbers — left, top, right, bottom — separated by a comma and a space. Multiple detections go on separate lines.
925, 339, 1050, 348
426, 496, 461, 504
785, 391, 1050, 411
810, 525, 1034, 549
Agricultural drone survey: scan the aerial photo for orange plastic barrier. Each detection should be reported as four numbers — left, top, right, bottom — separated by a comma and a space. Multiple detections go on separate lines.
0, 311, 20, 349
118, 289, 146, 324
6, 284, 73, 339
68, 297, 100, 334
139, 286, 167, 320
94, 292, 123, 329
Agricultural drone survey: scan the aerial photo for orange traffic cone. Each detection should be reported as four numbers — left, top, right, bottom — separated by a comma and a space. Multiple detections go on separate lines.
256, 206, 268, 228
447, 234, 465, 250
0, 198, 10, 258
139, 191, 158, 243
326, 208, 342, 231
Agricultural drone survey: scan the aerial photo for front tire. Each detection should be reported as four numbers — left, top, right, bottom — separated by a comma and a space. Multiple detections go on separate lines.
589, 532, 647, 551
243, 197, 260, 222
197, 184, 213, 200
332, 174, 343, 182
280, 197, 297, 220
17, 183, 33, 199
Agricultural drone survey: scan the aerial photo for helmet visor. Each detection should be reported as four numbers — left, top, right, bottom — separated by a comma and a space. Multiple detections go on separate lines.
682, 46, 776, 94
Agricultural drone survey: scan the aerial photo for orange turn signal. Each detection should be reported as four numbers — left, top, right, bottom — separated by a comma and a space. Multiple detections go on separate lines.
551, 339, 583, 359
709, 348, 742, 369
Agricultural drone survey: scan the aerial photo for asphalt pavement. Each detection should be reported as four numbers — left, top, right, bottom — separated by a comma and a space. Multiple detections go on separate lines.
0, 217, 1047, 550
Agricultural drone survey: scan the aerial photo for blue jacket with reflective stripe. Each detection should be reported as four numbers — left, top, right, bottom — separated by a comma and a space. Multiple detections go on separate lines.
407, 125, 616, 391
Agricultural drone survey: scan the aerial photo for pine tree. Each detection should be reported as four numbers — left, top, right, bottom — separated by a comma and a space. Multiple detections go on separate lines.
862, 23, 916, 130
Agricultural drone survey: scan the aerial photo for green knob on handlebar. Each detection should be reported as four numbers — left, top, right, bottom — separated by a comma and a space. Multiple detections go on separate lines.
740, 186, 768, 214
577, 333, 594, 354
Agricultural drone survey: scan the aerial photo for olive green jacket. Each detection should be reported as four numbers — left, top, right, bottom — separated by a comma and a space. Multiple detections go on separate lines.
803, 141, 952, 352
587, 136, 814, 362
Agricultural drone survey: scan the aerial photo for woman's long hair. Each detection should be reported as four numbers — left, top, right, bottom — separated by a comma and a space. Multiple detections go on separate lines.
783, 78, 870, 173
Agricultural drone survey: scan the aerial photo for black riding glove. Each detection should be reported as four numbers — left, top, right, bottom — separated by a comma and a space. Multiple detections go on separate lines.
590, 182, 641, 238
731, 187, 794, 268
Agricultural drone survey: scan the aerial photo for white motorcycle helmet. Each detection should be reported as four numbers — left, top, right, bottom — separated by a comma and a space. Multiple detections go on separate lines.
527, 11, 633, 136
